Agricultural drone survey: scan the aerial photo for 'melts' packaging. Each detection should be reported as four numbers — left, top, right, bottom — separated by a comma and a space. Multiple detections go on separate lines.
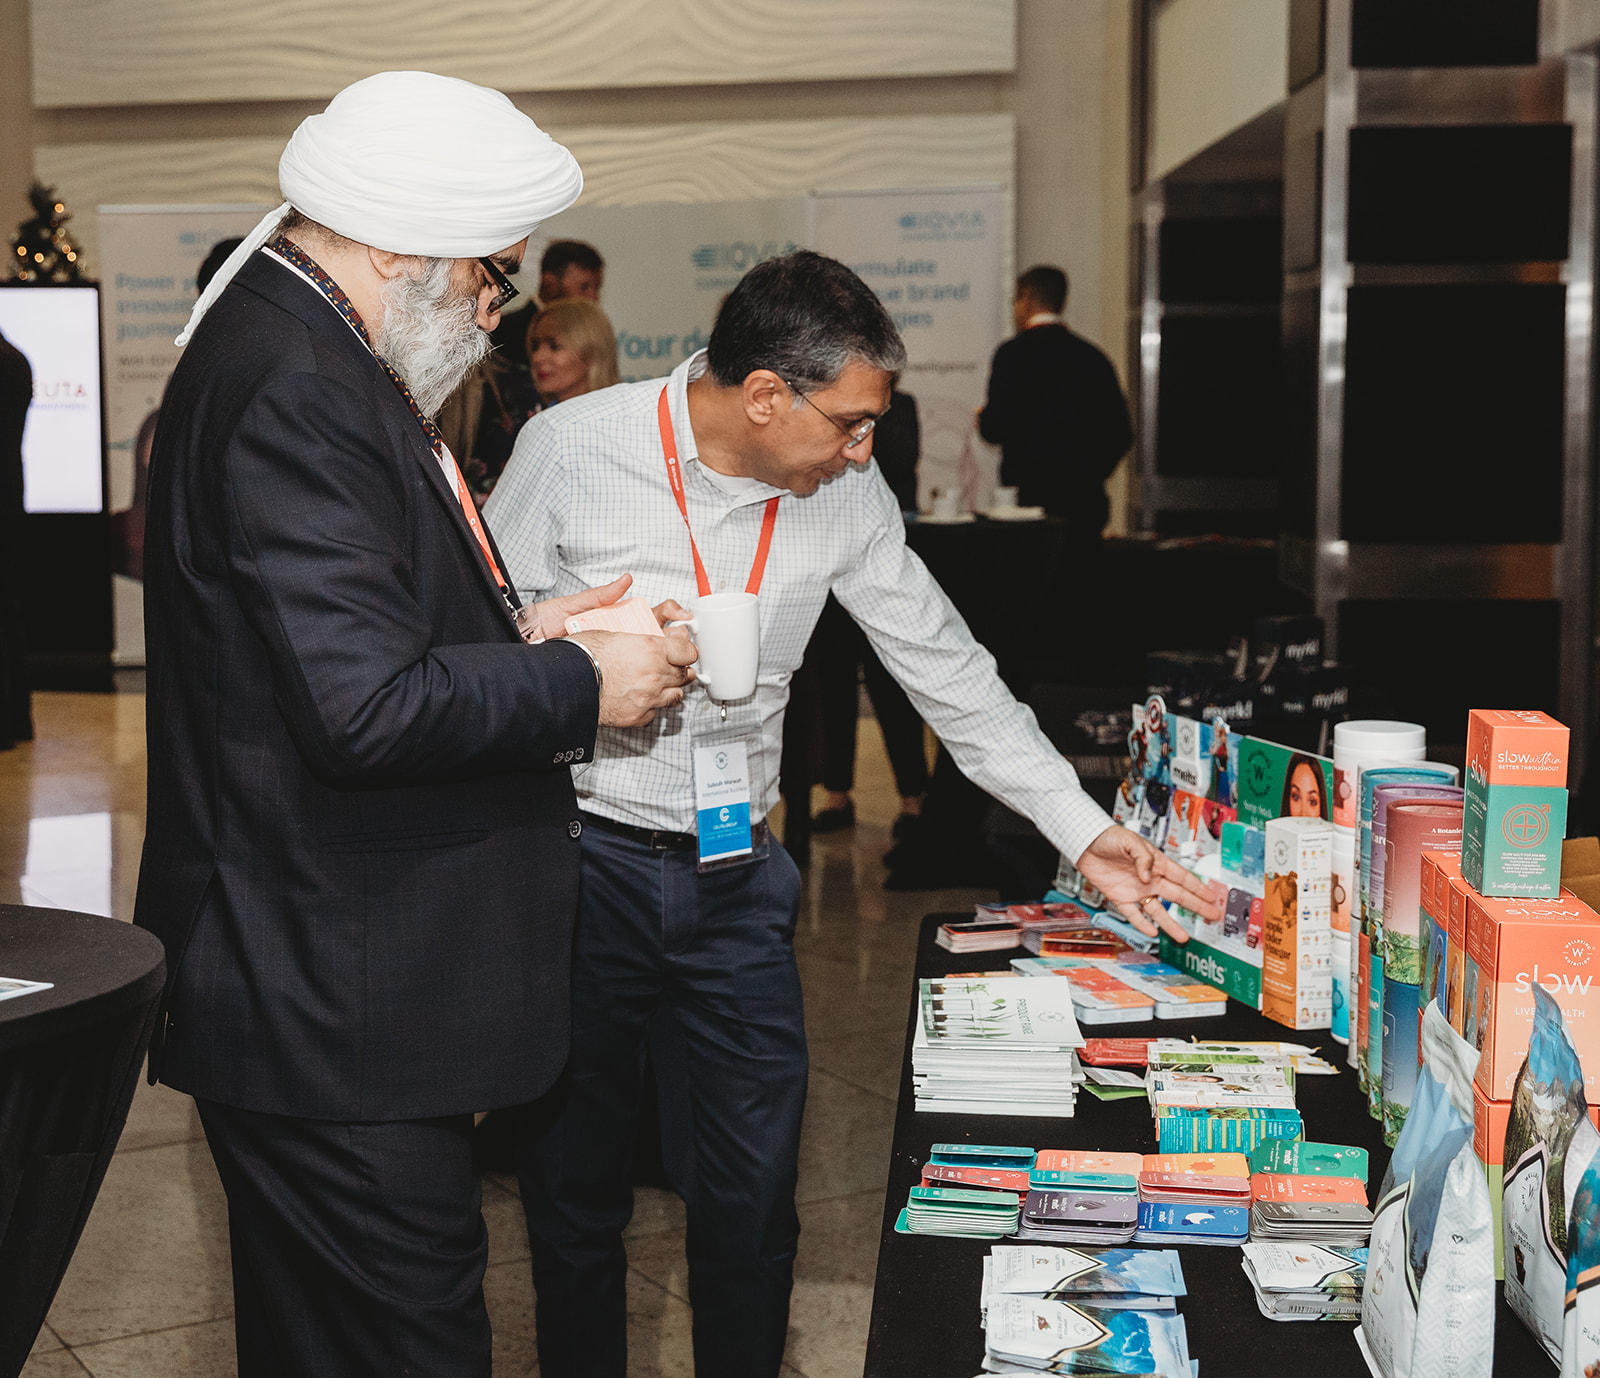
1263, 817, 1334, 1029
1463, 709, 1570, 899
1467, 887, 1600, 1101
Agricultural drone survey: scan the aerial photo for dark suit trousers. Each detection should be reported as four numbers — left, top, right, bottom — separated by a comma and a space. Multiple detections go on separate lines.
196, 1102, 490, 1378
517, 825, 808, 1378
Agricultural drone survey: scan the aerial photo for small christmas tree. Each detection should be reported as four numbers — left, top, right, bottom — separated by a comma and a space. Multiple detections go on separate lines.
8, 181, 87, 284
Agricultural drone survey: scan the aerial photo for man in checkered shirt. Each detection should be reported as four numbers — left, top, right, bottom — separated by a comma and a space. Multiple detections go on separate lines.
485, 251, 1217, 1378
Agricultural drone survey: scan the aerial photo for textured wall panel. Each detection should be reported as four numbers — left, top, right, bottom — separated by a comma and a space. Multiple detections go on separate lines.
38, 114, 1015, 275
32, 0, 1015, 108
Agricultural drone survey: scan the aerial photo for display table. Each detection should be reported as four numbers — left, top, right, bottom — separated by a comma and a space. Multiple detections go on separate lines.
0, 906, 166, 1377
862, 914, 1548, 1377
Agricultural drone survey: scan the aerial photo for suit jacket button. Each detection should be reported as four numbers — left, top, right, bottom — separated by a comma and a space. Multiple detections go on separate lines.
569, 820, 583, 839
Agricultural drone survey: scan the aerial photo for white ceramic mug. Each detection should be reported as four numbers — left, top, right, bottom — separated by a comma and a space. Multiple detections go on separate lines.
992, 485, 1019, 510
931, 486, 962, 520
671, 592, 760, 700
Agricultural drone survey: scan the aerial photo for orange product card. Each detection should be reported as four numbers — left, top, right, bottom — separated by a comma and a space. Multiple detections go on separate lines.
1141, 1152, 1249, 1179
563, 597, 665, 638
1034, 1150, 1145, 1177
1249, 1173, 1368, 1204
1138, 1172, 1251, 1197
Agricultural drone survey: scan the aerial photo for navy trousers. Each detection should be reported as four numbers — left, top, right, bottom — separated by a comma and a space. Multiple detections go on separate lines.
196, 1102, 490, 1377
518, 823, 808, 1378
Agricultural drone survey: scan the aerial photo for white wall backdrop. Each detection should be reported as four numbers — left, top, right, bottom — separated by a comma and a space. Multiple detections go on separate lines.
37, 114, 1016, 276
31, 0, 1015, 107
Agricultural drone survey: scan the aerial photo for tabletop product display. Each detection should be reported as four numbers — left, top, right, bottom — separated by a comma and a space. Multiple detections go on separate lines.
0, 906, 166, 1378
861, 914, 1549, 1377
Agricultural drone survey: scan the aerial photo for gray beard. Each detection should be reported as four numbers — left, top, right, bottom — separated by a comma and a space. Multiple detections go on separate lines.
374, 258, 491, 419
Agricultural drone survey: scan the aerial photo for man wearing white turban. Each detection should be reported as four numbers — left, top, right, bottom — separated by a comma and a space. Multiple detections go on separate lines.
136, 71, 697, 1376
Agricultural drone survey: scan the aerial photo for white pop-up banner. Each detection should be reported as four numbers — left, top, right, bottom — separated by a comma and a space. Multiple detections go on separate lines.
98, 203, 270, 663
531, 197, 813, 384
812, 186, 1009, 508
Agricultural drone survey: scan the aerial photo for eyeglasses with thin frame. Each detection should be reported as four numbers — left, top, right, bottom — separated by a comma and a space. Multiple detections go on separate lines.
477, 256, 520, 313
785, 379, 882, 449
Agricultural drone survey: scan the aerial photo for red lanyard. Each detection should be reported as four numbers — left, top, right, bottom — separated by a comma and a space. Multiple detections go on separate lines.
658, 385, 778, 598
442, 448, 508, 592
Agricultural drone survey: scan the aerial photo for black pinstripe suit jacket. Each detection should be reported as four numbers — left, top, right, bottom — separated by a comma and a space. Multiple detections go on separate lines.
135, 251, 597, 1120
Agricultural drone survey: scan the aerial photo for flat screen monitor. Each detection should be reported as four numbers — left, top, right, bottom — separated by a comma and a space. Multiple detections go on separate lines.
0, 285, 104, 513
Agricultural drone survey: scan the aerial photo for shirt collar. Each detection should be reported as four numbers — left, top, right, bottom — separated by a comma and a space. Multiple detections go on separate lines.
1025, 312, 1063, 329
668, 349, 785, 504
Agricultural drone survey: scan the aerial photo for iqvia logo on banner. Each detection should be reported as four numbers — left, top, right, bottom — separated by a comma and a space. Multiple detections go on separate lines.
690, 240, 797, 275
898, 209, 988, 242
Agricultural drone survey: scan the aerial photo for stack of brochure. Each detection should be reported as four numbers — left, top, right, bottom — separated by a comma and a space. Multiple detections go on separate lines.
983, 1296, 1194, 1376
911, 977, 1084, 1116
1133, 1201, 1250, 1246
979, 1244, 1185, 1321
1138, 1152, 1252, 1209
1140, 1042, 1309, 1154
1241, 1241, 1367, 1321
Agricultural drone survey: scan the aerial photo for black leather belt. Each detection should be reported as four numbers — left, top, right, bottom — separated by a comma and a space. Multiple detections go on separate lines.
580, 811, 769, 853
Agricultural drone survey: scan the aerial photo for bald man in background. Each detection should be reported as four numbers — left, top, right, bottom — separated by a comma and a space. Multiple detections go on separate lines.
136, 72, 695, 1376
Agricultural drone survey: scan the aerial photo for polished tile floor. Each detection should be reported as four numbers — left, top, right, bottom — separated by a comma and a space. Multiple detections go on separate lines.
7, 692, 989, 1377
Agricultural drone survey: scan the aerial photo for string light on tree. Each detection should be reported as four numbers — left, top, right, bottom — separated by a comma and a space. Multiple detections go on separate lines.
7, 181, 87, 284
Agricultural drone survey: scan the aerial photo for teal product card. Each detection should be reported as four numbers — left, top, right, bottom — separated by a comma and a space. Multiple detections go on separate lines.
1462, 779, 1567, 899
930, 1143, 1036, 1168
1236, 737, 1335, 830
1248, 1139, 1369, 1182
1028, 1170, 1139, 1195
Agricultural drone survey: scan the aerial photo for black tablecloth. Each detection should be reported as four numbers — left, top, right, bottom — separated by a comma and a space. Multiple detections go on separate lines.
0, 907, 165, 1377
862, 915, 1550, 1377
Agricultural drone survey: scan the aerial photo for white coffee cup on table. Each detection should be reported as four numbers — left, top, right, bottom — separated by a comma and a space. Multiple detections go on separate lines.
669, 592, 760, 700
930, 486, 962, 520
992, 485, 1019, 510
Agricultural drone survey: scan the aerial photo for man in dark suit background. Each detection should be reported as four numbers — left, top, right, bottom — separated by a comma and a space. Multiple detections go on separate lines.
136, 72, 696, 1377
978, 264, 1133, 541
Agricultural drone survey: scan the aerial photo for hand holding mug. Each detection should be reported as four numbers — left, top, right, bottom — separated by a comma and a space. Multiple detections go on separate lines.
665, 592, 760, 701
570, 628, 698, 727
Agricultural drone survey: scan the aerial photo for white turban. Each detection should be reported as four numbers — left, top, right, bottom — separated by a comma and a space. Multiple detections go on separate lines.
177, 71, 582, 345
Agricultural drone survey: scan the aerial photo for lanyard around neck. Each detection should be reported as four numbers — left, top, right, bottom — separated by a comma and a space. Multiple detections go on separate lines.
657, 385, 778, 599
266, 235, 511, 600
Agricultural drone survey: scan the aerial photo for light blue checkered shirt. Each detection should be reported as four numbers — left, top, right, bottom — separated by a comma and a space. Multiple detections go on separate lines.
483, 351, 1113, 861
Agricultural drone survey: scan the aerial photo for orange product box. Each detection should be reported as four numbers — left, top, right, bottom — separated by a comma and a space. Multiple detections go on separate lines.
1444, 874, 1474, 1035
1468, 887, 1600, 1100
1034, 1149, 1144, 1177
1248, 1173, 1368, 1205
1471, 1083, 1600, 1168
1141, 1152, 1249, 1179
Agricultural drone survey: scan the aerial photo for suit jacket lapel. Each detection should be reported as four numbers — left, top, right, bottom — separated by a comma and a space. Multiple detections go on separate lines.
238, 254, 520, 629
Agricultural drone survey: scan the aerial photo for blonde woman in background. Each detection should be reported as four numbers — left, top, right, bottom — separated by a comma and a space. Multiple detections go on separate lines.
529, 297, 619, 404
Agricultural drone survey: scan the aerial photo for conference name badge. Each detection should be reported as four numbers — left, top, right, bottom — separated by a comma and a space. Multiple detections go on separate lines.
693, 742, 753, 866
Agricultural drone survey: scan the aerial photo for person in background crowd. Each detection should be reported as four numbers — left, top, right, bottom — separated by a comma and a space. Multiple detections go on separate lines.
978, 264, 1133, 541
486, 249, 1220, 1378
807, 385, 927, 839
0, 327, 31, 749
443, 240, 611, 499
538, 238, 604, 306
137, 71, 695, 1377
529, 297, 620, 405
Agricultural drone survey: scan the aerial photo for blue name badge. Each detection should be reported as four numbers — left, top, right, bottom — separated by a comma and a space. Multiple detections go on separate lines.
693, 742, 754, 864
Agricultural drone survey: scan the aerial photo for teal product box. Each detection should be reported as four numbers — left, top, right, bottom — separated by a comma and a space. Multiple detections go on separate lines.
1236, 737, 1335, 830
1462, 709, 1569, 899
